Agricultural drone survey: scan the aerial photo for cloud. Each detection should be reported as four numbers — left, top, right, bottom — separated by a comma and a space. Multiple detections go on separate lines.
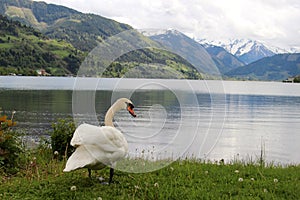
35, 0, 300, 49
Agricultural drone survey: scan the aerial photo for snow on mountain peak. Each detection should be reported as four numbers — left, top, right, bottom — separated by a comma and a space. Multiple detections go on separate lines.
197, 38, 279, 64
198, 38, 264, 56
198, 38, 297, 55
139, 28, 181, 37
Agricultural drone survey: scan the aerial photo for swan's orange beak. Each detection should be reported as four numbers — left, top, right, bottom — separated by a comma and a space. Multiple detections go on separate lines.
127, 104, 136, 117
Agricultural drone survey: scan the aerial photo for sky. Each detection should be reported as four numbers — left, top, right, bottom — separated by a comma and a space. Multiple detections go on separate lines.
35, 0, 300, 51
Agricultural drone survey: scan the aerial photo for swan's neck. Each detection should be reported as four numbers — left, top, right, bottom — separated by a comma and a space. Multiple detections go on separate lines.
104, 101, 124, 127
104, 107, 115, 127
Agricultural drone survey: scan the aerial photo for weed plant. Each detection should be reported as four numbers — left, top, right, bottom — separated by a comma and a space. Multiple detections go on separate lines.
0, 144, 299, 199
0, 117, 299, 199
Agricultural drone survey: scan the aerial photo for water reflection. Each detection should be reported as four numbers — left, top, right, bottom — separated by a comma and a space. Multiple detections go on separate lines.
0, 88, 299, 164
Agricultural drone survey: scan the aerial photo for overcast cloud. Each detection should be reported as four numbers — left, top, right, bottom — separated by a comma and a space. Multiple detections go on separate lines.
36, 0, 300, 50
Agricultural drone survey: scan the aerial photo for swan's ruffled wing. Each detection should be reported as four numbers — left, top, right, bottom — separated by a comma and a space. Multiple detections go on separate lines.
63, 145, 105, 171
71, 124, 127, 149
66, 123, 128, 169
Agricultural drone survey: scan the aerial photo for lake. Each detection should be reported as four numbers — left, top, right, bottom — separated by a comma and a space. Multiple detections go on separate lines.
1, 76, 300, 165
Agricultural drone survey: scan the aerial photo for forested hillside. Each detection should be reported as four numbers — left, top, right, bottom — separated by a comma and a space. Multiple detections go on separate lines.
0, 0, 206, 79
0, 14, 202, 79
0, 0, 132, 51
0, 14, 85, 76
225, 53, 300, 81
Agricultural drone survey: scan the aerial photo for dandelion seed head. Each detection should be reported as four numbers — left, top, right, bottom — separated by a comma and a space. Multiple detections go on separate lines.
264, 188, 268, 193
274, 178, 278, 183
238, 177, 243, 182
234, 170, 239, 173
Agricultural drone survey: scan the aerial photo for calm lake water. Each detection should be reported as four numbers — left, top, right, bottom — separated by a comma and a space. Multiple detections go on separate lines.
1, 76, 300, 165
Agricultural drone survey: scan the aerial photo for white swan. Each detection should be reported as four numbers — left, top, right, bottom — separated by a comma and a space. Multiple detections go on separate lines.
63, 98, 136, 184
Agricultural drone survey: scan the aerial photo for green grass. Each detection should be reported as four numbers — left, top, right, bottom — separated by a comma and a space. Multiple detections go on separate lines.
1, 147, 299, 200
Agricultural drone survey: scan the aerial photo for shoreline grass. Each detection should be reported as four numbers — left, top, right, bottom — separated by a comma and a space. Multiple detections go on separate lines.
1, 146, 299, 200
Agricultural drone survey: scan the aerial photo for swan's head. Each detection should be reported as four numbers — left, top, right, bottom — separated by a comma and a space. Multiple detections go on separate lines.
116, 98, 137, 117
126, 101, 136, 117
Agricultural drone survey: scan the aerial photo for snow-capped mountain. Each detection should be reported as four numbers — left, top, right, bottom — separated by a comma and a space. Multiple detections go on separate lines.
144, 29, 219, 75
141, 29, 245, 74
198, 39, 276, 64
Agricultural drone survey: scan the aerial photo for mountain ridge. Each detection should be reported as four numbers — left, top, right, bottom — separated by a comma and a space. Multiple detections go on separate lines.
225, 53, 300, 81
145, 29, 246, 74
198, 38, 277, 64
0, 14, 85, 76
0, 0, 132, 51
1, 0, 299, 81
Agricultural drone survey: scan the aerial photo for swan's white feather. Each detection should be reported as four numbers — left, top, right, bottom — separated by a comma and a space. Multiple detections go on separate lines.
63, 123, 128, 172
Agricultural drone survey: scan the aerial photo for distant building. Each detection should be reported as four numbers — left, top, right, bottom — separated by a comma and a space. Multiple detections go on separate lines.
36, 69, 51, 76
283, 77, 294, 83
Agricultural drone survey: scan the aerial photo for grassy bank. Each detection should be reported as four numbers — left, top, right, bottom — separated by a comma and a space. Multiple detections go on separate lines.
1, 146, 299, 200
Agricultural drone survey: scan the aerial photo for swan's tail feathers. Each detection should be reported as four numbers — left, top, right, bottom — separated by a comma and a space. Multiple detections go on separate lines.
63, 146, 93, 172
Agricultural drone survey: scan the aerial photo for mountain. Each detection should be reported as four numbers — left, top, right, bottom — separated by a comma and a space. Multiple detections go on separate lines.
0, 0, 205, 79
145, 29, 222, 76
0, 0, 132, 51
0, 1, 204, 79
0, 14, 85, 76
78, 29, 203, 79
225, 53, 300, 81
199, 39, 276, 64
204, 45, 245, 73
2, 0, 298, 81
146, 29, 246, 75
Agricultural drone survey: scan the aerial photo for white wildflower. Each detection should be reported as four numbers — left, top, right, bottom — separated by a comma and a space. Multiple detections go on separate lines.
264, 188, 268, 193
98, 177, 105, 181
274, 178, 278, 183
238, 178, 243, 182
54, 151, 59, 155
154, 182, 159, 187
70, 185, 77, 191
250, 178, 255, 181
204, 170, 209, 174
134, 185, 140, 189
170, 167, 174, 171
234, 170, 239, 173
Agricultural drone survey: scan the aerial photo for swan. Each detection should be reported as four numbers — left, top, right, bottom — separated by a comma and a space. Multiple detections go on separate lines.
63, 98, 136, 184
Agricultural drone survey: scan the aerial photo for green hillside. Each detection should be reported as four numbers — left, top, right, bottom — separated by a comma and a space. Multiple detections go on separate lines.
0, 14, 85, 76
0, 0, 204, 79
225, 53, 300, 81
97, 48, 202, 79
0, 14, 202, 79
0, 0, 132, 51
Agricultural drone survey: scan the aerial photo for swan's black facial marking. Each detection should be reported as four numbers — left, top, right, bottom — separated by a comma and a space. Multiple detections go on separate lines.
126, 102, 136, 117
